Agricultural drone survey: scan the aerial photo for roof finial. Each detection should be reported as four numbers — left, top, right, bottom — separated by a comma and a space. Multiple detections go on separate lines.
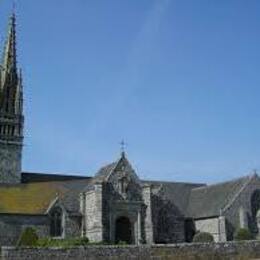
12, 0, 16, 15
120, 139, 127, 157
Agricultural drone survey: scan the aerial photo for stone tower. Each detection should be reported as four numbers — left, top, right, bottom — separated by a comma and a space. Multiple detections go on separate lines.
0, 13, 24, 184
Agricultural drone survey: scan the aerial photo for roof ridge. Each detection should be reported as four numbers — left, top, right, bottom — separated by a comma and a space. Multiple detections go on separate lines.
105, 159, 121, 180
191, 174, 251, 191
22, 171, 89, 177
95, 161, 117, 175
222, 174, 257, 213
142, 180, 205, 186
14, 178, 90, 187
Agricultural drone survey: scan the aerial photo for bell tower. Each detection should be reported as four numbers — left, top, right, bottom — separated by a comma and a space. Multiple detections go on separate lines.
0, 13, 24, 184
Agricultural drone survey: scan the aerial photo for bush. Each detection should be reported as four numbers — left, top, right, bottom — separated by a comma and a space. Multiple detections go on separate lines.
234, 228, 253, 241
192, 232, 214, 243
17, 227, 39, 247
117, 240, 128, 245
36, 237, 89, 247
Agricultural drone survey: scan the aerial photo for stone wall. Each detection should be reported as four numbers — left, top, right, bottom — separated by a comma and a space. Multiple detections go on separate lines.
83, 183, 103, 242
0, 214, 49, 246
3, 241, 260, 260
0, 143, 22, 184
64, 215, 81, 238
195, 216, 227, 242
223, 175, 260, 239
142, 185, 154, 244
152, 194, 185, 243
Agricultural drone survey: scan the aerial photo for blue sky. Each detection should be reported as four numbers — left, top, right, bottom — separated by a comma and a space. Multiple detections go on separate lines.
1, 0, 260, 183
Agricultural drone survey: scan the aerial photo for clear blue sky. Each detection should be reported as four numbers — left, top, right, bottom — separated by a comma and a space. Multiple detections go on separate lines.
1, 0, 260, 184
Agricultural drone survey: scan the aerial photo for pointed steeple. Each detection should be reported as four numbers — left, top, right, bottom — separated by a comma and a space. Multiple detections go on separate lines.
0, 11, 23, 184
0, 12, 22, 115
2, 12, 17, 78
0, 11, 24, 140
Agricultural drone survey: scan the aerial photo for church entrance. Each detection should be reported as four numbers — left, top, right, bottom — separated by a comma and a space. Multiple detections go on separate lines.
115, 216, 133, 244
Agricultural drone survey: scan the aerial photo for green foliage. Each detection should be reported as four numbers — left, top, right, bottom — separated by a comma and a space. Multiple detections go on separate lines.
234, 228, 253, 241
192, 232, 214, 243
17, 227, 39, 247
36, 237, 89, 248
117, 240, 128, 245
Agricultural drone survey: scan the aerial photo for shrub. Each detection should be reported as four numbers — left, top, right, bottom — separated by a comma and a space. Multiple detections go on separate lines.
36, 237, 89, 247
17, 227, 39, 247
192, 232, 214, 243
117, 240, 128, 245
234, 228, 253, 241
72, 237, 89, 246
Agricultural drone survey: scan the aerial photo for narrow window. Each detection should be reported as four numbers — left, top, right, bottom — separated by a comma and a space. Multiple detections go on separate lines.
11, 126, 15, 136
50, 207, 63, 237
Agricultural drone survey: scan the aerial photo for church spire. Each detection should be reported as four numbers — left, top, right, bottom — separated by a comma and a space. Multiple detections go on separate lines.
0, 11, 24, 184
0, 12, 22, 115
2, 12, 17, 78
0, 11, 23, 140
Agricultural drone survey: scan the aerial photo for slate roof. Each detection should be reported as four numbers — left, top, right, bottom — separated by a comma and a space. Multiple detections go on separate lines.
95, 162, 117, 180
0, 162, 255, 220
0, 179, 91, 215
22, 172, 90, 183
186, 175, 252, 219
143, 180, 205, 215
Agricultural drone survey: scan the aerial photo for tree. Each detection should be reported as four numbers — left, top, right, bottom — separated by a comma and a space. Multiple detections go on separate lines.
17, 227, 39, 247
234, 228, 253, 241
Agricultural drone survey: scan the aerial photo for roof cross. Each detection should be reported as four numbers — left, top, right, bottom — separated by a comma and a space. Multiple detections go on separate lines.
12, 1, 16, 14
120, 140, 127, 156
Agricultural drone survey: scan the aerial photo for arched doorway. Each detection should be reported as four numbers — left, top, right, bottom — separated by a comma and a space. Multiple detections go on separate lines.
115, 216, 132, 244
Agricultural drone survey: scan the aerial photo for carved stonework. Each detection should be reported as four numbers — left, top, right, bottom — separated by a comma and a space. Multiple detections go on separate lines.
118, 174, 130, 199
107, 157, 142, 202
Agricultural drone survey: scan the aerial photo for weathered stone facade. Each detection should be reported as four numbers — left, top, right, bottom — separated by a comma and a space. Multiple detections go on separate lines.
77, 154, 187, 245
188, 175, 260, 242
0, 14, 23, 184
0, 143, 22, 183
0, 215, 49, 246
2, 12, 260, 248
4, 241, 260, 260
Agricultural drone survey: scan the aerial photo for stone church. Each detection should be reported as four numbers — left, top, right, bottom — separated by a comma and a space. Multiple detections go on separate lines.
1, 14, 260, 246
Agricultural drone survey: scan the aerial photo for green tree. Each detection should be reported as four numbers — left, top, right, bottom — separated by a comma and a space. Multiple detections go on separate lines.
234, 228, 253, 241
17, 227, 39, 247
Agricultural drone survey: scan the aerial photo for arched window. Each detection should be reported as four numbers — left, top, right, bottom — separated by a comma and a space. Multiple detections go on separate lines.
50, 207, 63, 237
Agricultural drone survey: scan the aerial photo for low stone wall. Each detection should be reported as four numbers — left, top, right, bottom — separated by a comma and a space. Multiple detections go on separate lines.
2, 241, 260, 260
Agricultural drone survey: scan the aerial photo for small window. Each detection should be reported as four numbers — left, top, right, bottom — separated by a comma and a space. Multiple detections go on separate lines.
50, 207, 63, 237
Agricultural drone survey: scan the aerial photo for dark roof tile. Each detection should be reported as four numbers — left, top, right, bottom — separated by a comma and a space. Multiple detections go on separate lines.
186, 175, 251, 219
143, 180, 204, 215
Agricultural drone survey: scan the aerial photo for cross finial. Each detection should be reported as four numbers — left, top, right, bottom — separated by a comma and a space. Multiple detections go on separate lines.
12, 0, 16, 16
120, 140, 127, 157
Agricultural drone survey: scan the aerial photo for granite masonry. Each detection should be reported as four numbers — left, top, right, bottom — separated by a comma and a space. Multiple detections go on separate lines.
0, 13, 23, 184
1, 13, 260, 248
3, 241, 260, 260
